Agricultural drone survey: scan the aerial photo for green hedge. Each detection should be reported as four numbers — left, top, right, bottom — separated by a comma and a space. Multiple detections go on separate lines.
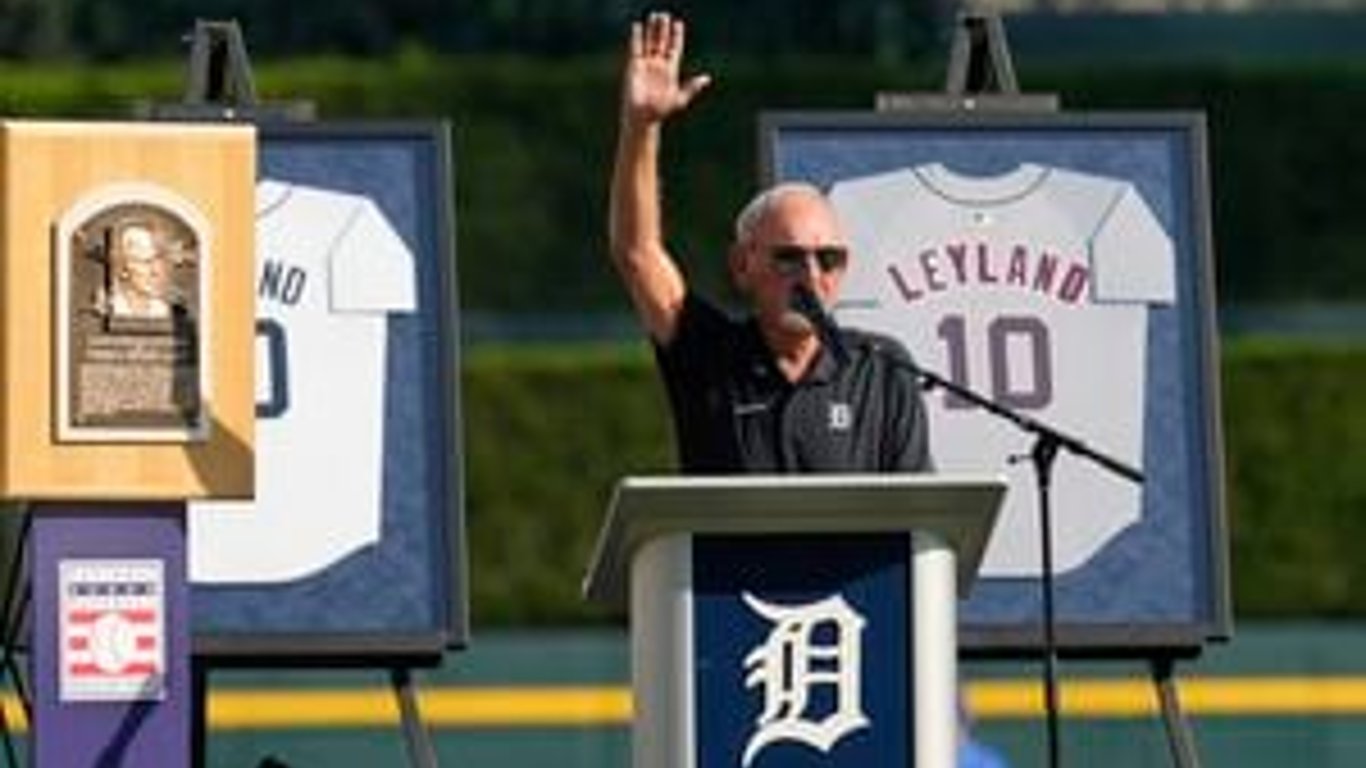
1221, 339, 1366, 617
462, 343, 672, 625
0, 54, 1362, 308
463, 339, 1366, 625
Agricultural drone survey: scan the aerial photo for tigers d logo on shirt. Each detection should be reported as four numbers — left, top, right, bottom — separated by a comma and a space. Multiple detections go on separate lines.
828, 402, 852, 432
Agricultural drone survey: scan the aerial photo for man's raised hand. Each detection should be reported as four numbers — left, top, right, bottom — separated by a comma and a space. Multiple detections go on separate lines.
621, 12, 711, 127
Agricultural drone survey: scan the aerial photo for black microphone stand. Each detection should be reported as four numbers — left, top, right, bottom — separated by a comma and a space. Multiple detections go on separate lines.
896, 357, 1143, 768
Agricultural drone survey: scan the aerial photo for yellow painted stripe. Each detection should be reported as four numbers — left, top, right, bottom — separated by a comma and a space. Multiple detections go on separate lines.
8, 678, 1366, 732
1, 698, 21, 731
206, 677, 1366, 729
209, 686, 632, 729
969, 678, 1366, 719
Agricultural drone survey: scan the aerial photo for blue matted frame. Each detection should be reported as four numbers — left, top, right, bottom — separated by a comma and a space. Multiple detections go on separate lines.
762, 111, 1230, 656
191, 121, 466, 664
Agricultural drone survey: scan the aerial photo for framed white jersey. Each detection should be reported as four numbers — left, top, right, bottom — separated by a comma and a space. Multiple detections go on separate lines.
191, 179, 416, 582
187, 123, 465, 662
830, 162, 1174, 577
764, 112, 1227, 655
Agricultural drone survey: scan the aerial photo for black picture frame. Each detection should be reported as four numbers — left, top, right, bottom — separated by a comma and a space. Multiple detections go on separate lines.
762, 110, 1230, 657
189, 121, 466, 666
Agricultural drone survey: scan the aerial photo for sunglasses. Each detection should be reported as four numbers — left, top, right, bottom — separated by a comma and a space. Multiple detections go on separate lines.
767, 244, 849, 277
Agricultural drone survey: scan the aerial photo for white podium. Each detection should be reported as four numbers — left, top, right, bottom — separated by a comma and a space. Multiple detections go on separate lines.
584, 474, 1004, 768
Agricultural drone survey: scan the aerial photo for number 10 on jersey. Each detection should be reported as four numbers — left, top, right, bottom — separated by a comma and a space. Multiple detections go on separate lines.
936, 313, 1053, 412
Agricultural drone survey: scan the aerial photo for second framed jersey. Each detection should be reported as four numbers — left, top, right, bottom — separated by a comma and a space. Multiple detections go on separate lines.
763, 112, 1228, 654
187, 123, 465, 662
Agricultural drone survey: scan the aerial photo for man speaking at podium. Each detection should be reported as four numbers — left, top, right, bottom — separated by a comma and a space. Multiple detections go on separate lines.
609, 12, 933, 475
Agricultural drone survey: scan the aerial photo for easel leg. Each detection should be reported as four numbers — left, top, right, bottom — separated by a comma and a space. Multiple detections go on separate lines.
192, 661, 209, 768
1150, 657, 1202, 768
0, 584, 26, 768
390, 667, 439, 768
0, 510, 31, 768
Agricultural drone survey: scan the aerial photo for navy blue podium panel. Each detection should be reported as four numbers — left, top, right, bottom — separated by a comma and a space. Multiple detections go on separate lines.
694, 533, 913, 768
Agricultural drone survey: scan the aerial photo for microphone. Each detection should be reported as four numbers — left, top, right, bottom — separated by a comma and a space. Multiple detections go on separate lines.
790, 283, 849, 366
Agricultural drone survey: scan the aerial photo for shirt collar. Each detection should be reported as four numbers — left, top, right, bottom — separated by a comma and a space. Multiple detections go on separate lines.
742, 317, 844, 386
804, 343, 843, 384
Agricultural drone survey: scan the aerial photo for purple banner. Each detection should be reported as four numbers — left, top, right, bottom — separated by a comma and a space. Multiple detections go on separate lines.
31, 503, 189, 768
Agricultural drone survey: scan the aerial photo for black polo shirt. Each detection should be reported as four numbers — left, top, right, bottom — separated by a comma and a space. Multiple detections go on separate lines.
655, 293, 933, 474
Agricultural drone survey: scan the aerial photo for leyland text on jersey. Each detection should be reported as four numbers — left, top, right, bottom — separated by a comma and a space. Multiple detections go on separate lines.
258, 258, 308, 306
885, 240, 1091, 306
189, 179, 418, 583
253, 259, 308, 419
831, 163, 1175, 576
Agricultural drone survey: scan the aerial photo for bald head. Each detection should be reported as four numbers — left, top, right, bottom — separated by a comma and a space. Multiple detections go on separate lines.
733, 182, 845, 247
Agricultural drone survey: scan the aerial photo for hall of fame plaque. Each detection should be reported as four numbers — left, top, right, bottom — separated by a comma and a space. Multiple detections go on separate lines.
55, 183, 211, 443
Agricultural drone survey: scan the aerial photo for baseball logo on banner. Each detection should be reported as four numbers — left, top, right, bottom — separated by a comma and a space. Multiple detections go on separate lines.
59, 559, 166, 702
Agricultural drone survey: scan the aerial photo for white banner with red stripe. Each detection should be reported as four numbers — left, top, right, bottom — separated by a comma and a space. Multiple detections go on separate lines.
59, 559, 165, 702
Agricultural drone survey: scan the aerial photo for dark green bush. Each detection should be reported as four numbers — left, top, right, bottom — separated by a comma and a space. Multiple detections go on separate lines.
461, 339, 1366, 625
1221, 339, 1366, 617
462, 344, 673, 624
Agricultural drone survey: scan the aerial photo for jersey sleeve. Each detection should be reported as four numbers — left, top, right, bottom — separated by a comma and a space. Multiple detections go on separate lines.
1090, 184, 1176, 305
828, 174, 900, 263
829, 174, 899, 310
329, 198, 418, 314
827, 179, 866, 237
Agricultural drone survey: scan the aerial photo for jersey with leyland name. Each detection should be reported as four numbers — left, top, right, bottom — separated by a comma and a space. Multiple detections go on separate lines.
189, 179, 417, 583
830, 163, 1175, 576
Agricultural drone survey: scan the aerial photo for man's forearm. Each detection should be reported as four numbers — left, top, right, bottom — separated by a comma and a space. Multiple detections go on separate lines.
609, 118, 664, 266
607, 115, 687, 343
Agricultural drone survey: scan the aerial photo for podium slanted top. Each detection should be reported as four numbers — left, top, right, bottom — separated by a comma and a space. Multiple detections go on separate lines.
583, 473, 1006, 607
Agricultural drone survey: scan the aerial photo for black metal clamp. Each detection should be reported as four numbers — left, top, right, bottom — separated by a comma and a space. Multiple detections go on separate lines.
136, 19, 315, 123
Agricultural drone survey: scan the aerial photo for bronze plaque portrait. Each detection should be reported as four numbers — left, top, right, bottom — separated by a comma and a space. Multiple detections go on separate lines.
56, 186, 210, 442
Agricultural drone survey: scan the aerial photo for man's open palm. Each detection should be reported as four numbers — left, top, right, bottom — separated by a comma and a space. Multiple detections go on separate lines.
622, 13, 711, 125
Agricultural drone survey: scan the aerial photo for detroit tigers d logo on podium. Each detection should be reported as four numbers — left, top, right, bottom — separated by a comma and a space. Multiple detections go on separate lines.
740, 591, 870, 766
